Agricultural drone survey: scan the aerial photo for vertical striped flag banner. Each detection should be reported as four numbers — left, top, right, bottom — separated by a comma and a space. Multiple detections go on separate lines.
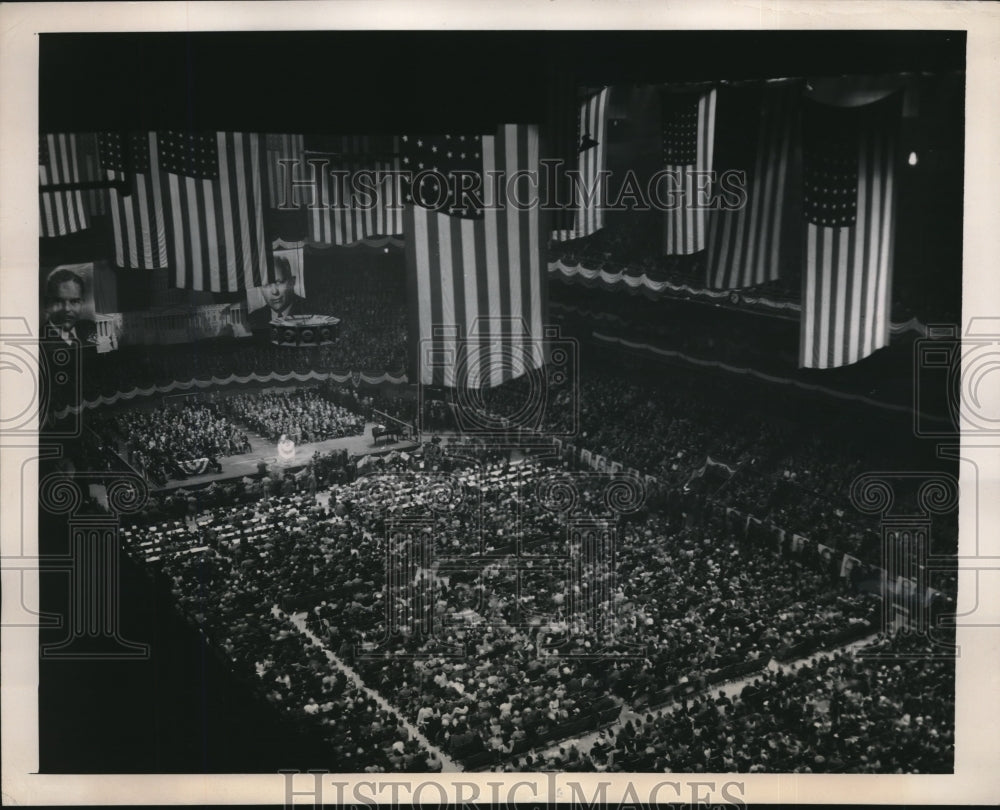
306, 135, 404, 246
265, 133, 305, 208
264, 133, 310, 244
661, 87, 717, 255
158, 131, 271, 292
550, 87, 611, 242
799, 92, 901, 369
39, 133, 91, 237
308, 158, 404, 246
99, 131, 170, 270
77, 133, 108, 218
404, 124, 545, 388
706, 83, 799, 290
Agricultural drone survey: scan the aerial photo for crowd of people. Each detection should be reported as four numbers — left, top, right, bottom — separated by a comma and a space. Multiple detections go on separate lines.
474, 362, 958, 572
79, 278, 955, 773
91, 402, 252, 485
121, 501, 440, 772
552, 631, 954, 774
217, 388, 366, 444
114, 433, 949, 771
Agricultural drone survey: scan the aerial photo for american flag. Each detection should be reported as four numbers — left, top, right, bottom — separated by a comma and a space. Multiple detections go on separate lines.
799, 93, 901, 369
404, 124, 546, 388
551, 87, 611, 242
706, 84, 798, 289
76, 133, 107, 218
264, 133, 306, 208
39, 133, 90, 237
99, 131, 169, 269
307, 135, 404, 245
661, 88, 717, 255
158, 131, 271, 291
400, 132, 484, 216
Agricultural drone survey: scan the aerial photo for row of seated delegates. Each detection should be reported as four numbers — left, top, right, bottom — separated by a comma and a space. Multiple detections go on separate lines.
126, 450, 361, 525
87, 402, 251, 485
531, 630, 953, 774
120, 499, 439, 772
303, 460, 878, 761
119, 448, 868, 764
120, 445, 918, 769
256, 621, 440, 773
217, 388, 365, 444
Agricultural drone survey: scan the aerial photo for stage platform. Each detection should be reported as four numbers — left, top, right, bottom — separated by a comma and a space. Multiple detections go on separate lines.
149, 422, 419, 493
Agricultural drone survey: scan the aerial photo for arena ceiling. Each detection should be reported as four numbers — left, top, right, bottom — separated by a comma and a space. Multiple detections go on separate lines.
40, 30, 965, 134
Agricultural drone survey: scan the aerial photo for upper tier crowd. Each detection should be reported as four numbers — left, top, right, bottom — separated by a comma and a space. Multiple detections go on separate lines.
475, 365, 958, 578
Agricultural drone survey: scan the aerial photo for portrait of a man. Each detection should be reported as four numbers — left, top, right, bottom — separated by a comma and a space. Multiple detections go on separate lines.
42, 266, 97, 345
247, 254, 308, 330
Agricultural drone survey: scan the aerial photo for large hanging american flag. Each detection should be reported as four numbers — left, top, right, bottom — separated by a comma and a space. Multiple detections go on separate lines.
551, 87, 611, 242
404, 124, 546, 388
265, 133, 305, 209
706, 83, 799, 290
306, 135, 404, 246
158, 131, 271, 291
39, 133, 91, 237
99, 131, 169, 269
799, 93, 901, 369
661, 88, 717, 255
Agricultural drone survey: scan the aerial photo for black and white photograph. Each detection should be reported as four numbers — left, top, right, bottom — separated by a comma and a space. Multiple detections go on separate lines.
2, 2, 999, 806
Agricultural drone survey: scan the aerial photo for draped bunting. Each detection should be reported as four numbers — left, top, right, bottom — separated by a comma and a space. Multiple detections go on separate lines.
51, 368, 407, 421
177, 458, 211, 476
550, 297, 931, 338
549, 259, 800, 311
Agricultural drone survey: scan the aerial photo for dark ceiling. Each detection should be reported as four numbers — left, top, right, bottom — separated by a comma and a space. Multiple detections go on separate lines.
40, 30, 965, 134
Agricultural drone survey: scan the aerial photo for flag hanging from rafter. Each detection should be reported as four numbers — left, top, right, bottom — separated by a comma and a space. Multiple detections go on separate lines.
706, 83, 800, 289
265, 133, 305, 208
551, 87, 611, 242
74, 133, 108, 218
661, 87, 717, 255
158, 131, 272, 291
264, 133, 310, 243
39, 133, 91, 237
306, 135, 404, 246
404, 124, 546, 388
99, 131, 169, 270
799, 92, 901, 369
